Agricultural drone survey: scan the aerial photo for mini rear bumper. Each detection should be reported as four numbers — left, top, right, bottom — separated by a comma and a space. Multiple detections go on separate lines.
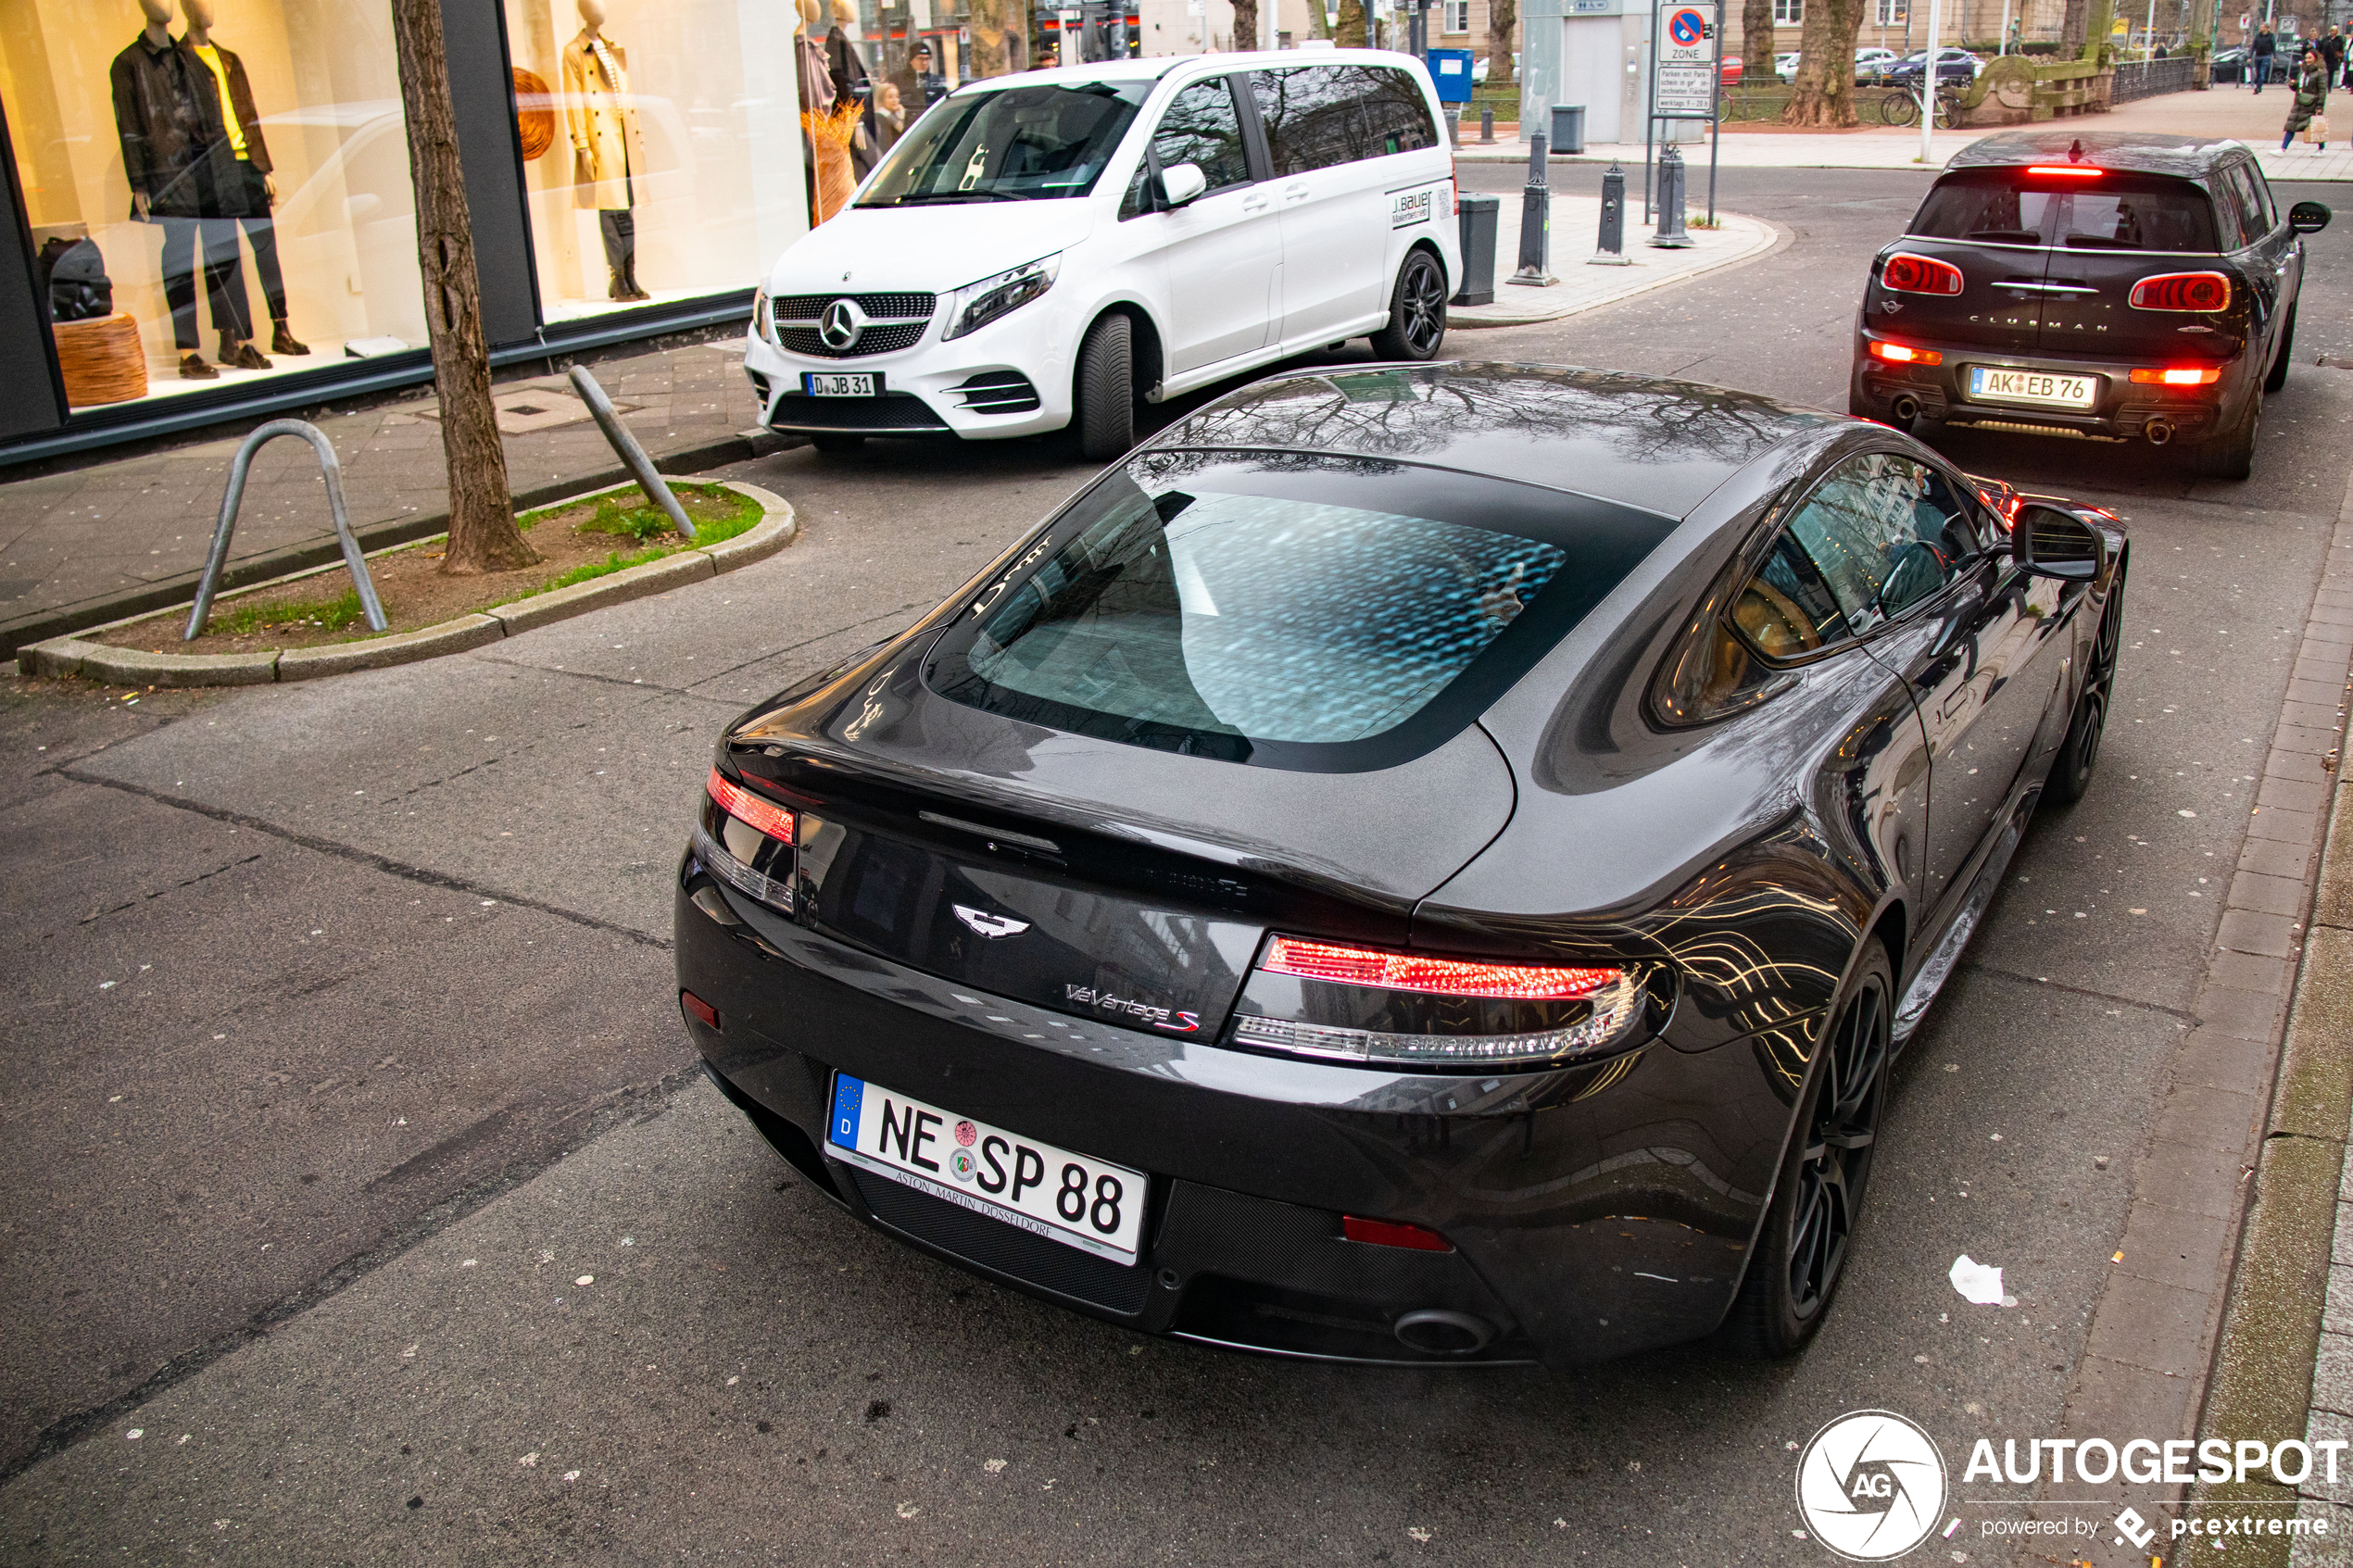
674, 852, 1806, 1367
1852, 332, 2250, 442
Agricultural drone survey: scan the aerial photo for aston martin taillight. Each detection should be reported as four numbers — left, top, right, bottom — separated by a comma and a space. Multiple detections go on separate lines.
1881, 252, 1964, 295
696, 766, 797, 910
2129, 271, 2230, 311
1227, 934, 1648, 1070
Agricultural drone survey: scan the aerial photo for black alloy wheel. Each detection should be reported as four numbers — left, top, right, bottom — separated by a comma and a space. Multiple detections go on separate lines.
1723, 939, 1894, 1358
1371, 251, 1448, 362
2050, 568, 2125, 805
2265, 303, 2297, 394
2185, 382, 2259, 481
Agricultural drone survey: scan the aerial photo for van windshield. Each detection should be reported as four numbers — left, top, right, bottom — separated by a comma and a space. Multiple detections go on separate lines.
859, 81, 1151, 206
1910, 169, 2220, 250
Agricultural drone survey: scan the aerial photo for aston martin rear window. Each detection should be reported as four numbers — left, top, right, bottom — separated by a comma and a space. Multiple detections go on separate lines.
925, 454, 1677, 771
1910, 169, 2220, 251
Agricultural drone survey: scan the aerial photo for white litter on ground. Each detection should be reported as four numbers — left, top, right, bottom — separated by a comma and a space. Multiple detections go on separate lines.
1950, 1255, 2007, 1305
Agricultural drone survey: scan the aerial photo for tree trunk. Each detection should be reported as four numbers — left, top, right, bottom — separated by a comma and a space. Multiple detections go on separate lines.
2061, 0, 2089, 50
969, 0, 1013, 76
1487, 0, 1517, 82
389, 0, 535, 576
1336, 0, 1369, 45
1231, 0, 1262, 49
1743, 0, 1776, 82
1780, 0, 1868, 123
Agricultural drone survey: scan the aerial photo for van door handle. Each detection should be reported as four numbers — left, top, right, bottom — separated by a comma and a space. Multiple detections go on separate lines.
1241, 194, 1270, 213
1282, 182, 1310, 204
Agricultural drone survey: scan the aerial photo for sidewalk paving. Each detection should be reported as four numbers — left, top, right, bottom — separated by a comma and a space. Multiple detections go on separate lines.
1452, 194, 1780, 327
0, 336, 767, 660
1462, 80, 2353, 182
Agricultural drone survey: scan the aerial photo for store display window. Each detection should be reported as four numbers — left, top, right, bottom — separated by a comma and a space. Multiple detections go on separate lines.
0, 0, 429, 409
503, 0, 808, 322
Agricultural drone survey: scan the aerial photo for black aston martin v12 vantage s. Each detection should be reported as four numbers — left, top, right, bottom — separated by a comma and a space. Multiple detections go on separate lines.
675, 362, 2127, 1365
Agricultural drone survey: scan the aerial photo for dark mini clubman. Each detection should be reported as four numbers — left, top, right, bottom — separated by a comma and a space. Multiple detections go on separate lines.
1850, 131, 2329, 479
676, 364, 2129, 1367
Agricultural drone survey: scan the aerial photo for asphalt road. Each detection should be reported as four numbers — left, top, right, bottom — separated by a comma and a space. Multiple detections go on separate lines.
3, 168, 2350, 1565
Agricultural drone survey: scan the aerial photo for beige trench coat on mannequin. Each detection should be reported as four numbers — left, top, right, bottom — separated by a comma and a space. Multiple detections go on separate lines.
561, 28, 648, 211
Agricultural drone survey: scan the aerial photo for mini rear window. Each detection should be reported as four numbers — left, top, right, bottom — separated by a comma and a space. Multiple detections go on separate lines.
1909, 169, 2220, 252
925, 454, 1677, 771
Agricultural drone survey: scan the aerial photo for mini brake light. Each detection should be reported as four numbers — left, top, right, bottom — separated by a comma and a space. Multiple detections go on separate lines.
1342, 1215, 1455, 1252
2129, 365, 2221, 385
1881, 252, 1963, 295
2129, 272, 2230, 312
707, 767, 796, 846
1869, 340, 1944, 366
2025, 165, 2104, 178
1260, 935, 1621, 1001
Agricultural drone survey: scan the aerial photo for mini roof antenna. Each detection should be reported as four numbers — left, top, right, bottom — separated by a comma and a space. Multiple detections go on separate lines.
2068, 138, 2084, 162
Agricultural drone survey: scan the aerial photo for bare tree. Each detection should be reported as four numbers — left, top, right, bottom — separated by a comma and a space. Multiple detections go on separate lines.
1336, 0, 1370, 45
1743, 0, 1776, 85
1234, 0, 1263, 50
388, 0, 536, 574
968, 0, 1032, 74
1780, 0, 1868, 124
2061, 0, 2090, 50
1487, 0, 1518, 83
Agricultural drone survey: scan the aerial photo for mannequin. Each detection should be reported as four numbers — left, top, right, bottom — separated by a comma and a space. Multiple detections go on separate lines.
180, 0, 307, 363
824, 0, 876, 177
563, 0, 650, 302
109, 0, 230, 379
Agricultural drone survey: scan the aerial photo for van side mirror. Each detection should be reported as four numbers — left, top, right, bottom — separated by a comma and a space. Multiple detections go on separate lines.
2011, 503, 2109, 583
2291, 200, 2332, 233
1158, 162, 1207, 209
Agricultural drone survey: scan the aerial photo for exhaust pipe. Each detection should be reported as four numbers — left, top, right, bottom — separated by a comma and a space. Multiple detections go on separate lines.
1393, 1309, 1496, 1356
1890, 394, 1921, 423
2145, 418, 2175, 445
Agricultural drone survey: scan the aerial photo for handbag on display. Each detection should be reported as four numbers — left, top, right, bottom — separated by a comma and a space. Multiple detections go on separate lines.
37, 237, 113, 322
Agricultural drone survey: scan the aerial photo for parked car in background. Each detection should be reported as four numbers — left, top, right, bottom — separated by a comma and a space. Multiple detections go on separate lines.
1775, 51, 1802, 81
1720, 54, 1744, 86
746, 52, 1461, 461
1855, 47, 1903, 82
2210, 45, 2247, 82
1849, 131, 2331, 479
1885, 47, 1983, 87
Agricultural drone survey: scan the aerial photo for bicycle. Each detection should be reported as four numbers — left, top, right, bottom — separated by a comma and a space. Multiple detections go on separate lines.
1877, 81, 1966, 127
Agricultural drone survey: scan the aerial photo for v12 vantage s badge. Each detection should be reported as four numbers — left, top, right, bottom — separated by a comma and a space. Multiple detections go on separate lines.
1063, 984, 1202, 1034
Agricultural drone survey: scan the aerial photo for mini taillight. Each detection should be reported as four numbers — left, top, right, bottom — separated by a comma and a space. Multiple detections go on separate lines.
1881, 252, 1963, 295
1869, 340, 1944, 366
2025, 165, 2104, 178
2129, 272, 2230, 311
707, 767, 796, 846
2129, 365, 2222, 385
1343, 1215, 1455, 1252
1230, 935, 1648, 1070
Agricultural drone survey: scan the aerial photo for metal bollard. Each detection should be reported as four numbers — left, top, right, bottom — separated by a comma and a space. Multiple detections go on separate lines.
1650, 145, 1692, 248
1506, 132, 1558, 287
1479, 105, 1494, 144
1591, 160, 1631, 266
186, 419, 387, 640
569, 365, 698, 542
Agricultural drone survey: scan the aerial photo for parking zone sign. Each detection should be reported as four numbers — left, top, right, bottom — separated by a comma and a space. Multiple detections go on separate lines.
1654, 0, 1718, 116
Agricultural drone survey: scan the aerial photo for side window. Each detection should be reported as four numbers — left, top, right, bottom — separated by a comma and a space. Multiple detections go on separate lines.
1356, 67, 1440, 157
1252, 66, 1358, 176
2233, 163, 2277, 239
1781, 453, 1976, 632
1733, 529, 1854, 659
2210, 168, 2261, 249
1151, 78, 1252, 194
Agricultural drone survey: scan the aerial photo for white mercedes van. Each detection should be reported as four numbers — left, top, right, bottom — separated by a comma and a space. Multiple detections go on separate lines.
746, 50, 1461, 459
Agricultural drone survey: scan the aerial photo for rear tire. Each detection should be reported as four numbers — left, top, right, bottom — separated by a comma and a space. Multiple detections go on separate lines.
1369, 250, 1448, 361
2265, 304, 2296, 393
2184, 383, 2259, 481
2050, 571, 2124, 806
808, 433, 865, 454
1075, 311, 1136, 462
1721, 938, 1894, 1360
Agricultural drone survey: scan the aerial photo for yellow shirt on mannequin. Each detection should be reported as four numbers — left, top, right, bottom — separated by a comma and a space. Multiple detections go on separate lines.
192, 43, 249, 158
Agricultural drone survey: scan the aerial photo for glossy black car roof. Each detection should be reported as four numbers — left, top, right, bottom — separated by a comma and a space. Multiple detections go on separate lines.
1945, 130, 2250, 178
1148, 362, 1836, 521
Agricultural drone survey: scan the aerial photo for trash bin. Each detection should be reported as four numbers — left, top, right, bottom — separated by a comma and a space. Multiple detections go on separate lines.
1550, 104, 1585, 156
1453, 193, 1499, 306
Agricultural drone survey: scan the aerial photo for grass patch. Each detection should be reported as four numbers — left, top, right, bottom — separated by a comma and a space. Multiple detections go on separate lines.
207, 586, 370, 638
518, 481, 761, 546
514, 545, 673, 599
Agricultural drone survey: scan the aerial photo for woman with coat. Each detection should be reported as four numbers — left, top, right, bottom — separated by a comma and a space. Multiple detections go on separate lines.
2283, 44, 2329, 150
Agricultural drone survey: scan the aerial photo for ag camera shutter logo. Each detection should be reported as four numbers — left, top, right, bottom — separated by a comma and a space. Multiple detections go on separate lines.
1794, 1411, 1948, 1561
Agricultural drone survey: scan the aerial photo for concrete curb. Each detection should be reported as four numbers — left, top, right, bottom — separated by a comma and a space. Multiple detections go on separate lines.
16, 480, 796, 689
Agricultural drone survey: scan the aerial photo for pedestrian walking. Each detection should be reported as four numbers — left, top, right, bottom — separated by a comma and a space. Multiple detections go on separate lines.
2284, 45, 2329, 150
2334, 21, 2352, 90
2252, 26, 2276, 92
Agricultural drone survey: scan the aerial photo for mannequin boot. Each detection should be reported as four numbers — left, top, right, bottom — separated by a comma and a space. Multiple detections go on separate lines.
180, 353, 219, 380
621, 253, 650, 301
609, 265, 631, 301
220, 332, 271, 371
271, 320, 309, 356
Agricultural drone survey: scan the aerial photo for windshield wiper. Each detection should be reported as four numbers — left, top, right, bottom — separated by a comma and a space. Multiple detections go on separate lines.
879, 189, 1024, 205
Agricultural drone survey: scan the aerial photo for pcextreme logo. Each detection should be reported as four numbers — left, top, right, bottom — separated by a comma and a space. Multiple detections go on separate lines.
1794, 1411, 1949, 1562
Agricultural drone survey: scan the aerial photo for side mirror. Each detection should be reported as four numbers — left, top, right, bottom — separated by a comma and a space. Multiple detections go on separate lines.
1157, 161, 1207, 209
2291, 200, 2332, 234
2011, 503, 2109, 583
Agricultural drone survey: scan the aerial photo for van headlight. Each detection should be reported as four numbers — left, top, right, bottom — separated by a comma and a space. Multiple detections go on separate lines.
940, 254, 1061, 343
751, 285, 772, 343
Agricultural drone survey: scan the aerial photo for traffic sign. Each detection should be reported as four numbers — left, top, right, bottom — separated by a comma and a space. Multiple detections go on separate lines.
1658, 4, 1718, 62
